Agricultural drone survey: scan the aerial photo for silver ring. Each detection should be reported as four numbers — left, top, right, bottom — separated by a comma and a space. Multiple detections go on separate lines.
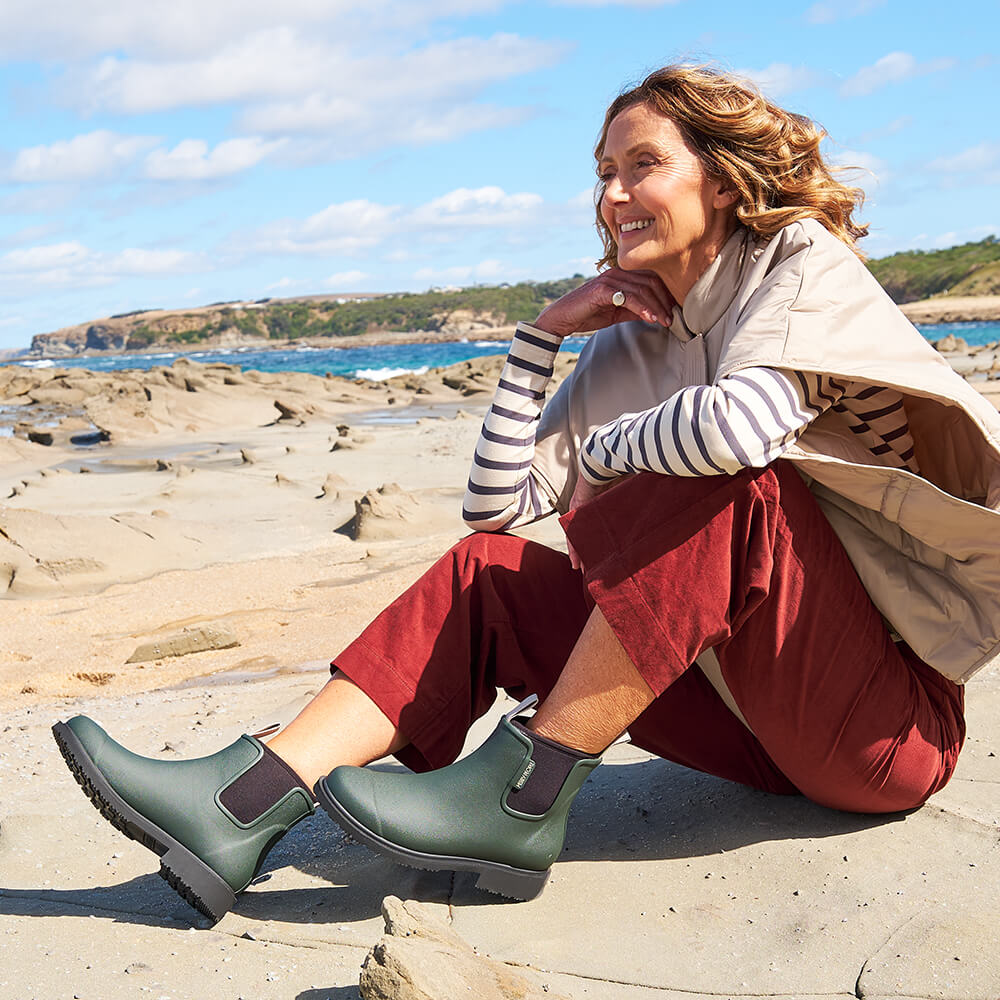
611, 290, 626, 307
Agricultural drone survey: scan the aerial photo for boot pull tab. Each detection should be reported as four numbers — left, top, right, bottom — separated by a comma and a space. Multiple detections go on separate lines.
249, 722, 281, 740
503, 694, 539, 722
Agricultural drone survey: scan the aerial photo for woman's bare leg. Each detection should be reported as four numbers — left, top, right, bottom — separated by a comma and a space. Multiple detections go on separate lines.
268, 670, 406, 789
271, 602, 650, 792
527, 604, 654, 754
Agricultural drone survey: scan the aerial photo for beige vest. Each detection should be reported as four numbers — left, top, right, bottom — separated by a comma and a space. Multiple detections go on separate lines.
533, 220, 1000, 683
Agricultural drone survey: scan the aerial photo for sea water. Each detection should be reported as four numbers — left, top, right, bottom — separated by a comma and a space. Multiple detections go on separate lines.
5, 322, 999, 379
6, 338, 586, 379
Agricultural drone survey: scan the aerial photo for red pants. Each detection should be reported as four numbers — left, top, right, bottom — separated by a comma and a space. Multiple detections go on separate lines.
334, 465, 965, 814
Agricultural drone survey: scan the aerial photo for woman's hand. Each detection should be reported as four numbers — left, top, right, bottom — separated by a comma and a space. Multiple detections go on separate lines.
532, 268, 675, 339
566, 475, 615, 570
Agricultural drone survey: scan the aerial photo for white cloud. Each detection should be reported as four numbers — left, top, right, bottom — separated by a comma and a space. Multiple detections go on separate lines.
6, 12, 566, 164
0, 1, 507, 60
75, 31, 563, 117
7, 130, 157, 182
0, 239, 203, 290
144, 137, 284, 180
244, 100, 528, 151
927, 143, 1000, 187
413, 259, 512, 283
110, 248, 198, 275
325, 270, 370, 287
928, 142, 1000, 174
1, 241, 90, 271
805, 0, 884, 24
550, 0, 680, 5
409, 186, 544, 228
251, 199, 401, 256
50, 28, 563, 158
840, 51, 956, 97
266, 277, 302, 291
248, 185, 555, 257
737, 63, 827, 98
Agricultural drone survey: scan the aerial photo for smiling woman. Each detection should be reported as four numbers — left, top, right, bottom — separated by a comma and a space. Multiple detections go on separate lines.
592, 64, 868, 275
596, 105, 739, 305
54, 63, 1000, 924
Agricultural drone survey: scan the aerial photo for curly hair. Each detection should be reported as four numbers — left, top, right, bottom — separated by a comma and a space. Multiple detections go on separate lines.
594, 64, 869, 269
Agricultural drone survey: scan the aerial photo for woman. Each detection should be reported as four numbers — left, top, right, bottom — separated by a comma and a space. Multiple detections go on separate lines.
53, 65, 1000, 923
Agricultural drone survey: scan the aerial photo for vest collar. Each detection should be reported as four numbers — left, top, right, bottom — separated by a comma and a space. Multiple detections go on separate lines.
671, 226, 751, 341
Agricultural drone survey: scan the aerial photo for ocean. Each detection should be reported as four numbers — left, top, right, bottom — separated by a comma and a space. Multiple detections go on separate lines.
8, 321, 1000, 379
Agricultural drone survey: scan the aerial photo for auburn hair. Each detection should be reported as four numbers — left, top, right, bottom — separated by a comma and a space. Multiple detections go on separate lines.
594, 64, 868, 269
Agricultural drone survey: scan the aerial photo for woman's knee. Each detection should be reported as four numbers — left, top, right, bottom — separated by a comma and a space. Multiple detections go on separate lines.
448, 530, 532, 568
788, 746, 957, 815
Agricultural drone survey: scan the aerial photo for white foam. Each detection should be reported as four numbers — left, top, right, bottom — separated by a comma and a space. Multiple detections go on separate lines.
19, 359, 55, 368
354, 365, 429, 381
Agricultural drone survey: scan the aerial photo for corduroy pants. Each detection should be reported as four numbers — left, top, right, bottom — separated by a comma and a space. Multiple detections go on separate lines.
334, 464, 965, 814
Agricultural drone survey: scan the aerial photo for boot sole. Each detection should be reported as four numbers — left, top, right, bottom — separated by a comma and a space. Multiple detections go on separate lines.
52, 722, 236, 923
315, 775, 549, 901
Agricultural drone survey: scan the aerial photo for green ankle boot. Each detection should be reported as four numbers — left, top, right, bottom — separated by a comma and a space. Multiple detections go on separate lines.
315, 698, 601, 901
52, 716, 315, 922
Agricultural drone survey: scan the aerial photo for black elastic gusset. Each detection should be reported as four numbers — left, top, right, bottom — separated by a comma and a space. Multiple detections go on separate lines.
506, 719, 593, 816
219, 741, 314, 824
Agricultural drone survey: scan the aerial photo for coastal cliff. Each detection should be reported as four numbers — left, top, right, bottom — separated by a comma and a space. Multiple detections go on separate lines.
27, 279, 584, 358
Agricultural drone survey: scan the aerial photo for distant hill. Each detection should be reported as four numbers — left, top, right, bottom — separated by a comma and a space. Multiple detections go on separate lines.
27, 278, 588, 357
866, 235, 1000, 303
24, 235, 1000, 358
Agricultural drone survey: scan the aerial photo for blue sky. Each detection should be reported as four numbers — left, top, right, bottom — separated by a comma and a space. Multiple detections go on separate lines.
0, 0, 996, 351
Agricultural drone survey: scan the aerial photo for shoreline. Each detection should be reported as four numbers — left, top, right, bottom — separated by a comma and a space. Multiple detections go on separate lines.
13, 326, 521, 364
898, 295, 1000, 324
7, 294, 1000, 364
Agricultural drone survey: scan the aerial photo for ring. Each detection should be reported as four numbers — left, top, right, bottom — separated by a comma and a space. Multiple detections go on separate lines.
611, 290, 626, 307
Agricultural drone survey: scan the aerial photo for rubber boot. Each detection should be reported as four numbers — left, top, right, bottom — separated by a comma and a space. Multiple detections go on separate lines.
315, 698, 601, 900
52, 715, 315, 922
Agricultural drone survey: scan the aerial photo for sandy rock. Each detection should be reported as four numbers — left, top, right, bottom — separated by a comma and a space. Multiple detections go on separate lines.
27, 385, 87, 406
332, 433, 375, 451
360, 896, 565, 1000
441, 374, 488, 395
125, 625, 240, 663
320, 472, 347, 498
856, 905, 1000, 997
273, 398, 315, 424
345, 483, 460, 542
62, 375, 105, 395
933, 334, 969, 352
348, 484, 415, 540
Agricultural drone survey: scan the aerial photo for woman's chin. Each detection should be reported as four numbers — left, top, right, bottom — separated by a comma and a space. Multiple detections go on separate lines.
615, 252, 644, 271
616, 250, 660, 274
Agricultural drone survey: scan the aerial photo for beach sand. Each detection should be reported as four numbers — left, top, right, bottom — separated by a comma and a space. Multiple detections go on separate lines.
0, 353, 580, 704
2, 348, 1000, 999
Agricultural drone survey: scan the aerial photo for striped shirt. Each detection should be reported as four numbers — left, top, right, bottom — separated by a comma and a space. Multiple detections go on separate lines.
462, 324, 919, 532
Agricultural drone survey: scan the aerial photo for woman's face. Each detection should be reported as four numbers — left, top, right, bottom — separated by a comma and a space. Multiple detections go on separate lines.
599, 102, 737, 301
